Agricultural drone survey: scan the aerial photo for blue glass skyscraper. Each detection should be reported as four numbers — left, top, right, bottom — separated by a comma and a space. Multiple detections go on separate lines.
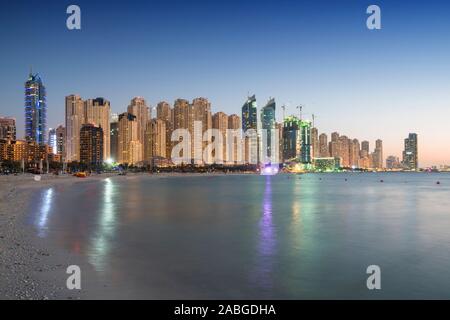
261, 98, 276, 158
25, 72, 46, 145
241, 95, 257, 131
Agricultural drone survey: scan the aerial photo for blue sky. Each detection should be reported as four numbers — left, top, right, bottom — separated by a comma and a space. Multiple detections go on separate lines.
1, 0, 450, 166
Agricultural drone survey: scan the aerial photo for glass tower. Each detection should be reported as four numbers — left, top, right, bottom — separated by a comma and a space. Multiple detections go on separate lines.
241, 95, 257, 131
25, 72, 46, 145
261, 98, 276, 159
402, 133, 418, 170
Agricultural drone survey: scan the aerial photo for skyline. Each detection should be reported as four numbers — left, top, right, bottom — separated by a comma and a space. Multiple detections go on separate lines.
1, 0, 450, 166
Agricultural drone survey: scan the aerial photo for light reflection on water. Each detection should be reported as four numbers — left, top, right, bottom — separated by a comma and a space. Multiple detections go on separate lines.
87, 178, 117, 272
36, 188, 54, 238
254, 176, 275, 289
27, 173, 450, 299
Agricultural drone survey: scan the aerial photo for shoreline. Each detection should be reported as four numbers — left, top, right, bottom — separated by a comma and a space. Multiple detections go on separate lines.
0, 171, 257, 299
0, 171, 447, 299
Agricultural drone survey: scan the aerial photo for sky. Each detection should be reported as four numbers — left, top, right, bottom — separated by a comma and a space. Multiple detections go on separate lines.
1, 0, 450, 167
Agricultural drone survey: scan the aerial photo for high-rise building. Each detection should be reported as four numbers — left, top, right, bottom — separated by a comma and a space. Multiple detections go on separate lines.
80, 124, 104, 167
402, 133, 418, 170
329, 132, 340, 158
372, 139, 383, 169
228, 114, 242, 164
173, 99, 191, 130
242, 95, 257, 131
319, 133, 329, 157
25, 72, 46, 145
282, 116, 301, 161
144, 119, 167, 162
156, 101, 173, 161
127, 97, 149, 160
65, 94, 85, 162
118, 112, 141, 165
55, 125, 65, 157
300, 120, 312, 164
338, 136, 350, 167
0, 117, 16, 140
192, 97, 212, 164
261, 98, 276, 161
311, 127, 319, 158
350, 138, 360, 168
85, 97, 111, 159
110, 113, 119, 162
361, 141, 370, 155
48, 128, 57, 154
212, 111, 228, 163
386, 155, 401, 170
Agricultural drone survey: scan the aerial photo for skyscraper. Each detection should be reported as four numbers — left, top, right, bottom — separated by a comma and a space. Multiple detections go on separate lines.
311, 127, 319, 158
300, 120, 312, 164
261, 98, 276, 161
110, 113, 119, 162
173, 99, 191, 130
127, 97, 149, 160
282, 116, 301, 161
402, 133, 418, 170
85, 97, 111, 160
55, 125, 65, 157
192, 97, 212, 164
156, 101, 173, 161
212, 111, 228, 163
80, 124, 104, 167
25, 72, 46, 145
65, 94, 84, 162
319, 133, 329, 157
0, 117, 16, 140
228, 114, 242, 164
48, 128, 57, 154
242, 95, 257, 131
118, 112, 141, 165
372, 139, 383, 169
144, 119, 167, 162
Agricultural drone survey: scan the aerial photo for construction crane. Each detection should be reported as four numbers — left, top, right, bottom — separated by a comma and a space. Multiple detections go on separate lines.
296, 105, 303, 121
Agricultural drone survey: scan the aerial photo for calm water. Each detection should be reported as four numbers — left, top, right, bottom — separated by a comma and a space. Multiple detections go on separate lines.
27, 173, 450, 299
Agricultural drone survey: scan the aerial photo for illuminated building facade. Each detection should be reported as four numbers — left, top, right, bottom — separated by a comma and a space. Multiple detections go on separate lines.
25, 72, 46, 145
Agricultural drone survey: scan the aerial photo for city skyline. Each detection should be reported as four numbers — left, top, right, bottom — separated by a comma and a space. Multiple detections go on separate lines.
0, 73, 421, 169
1, 0, 450, 166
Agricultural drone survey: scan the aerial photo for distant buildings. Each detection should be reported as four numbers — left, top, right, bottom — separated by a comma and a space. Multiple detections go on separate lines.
25, 72, 46, 145
299, 120, 312, 165
282, 116, 301, 161
110, 114, 119, 162
65, 95, 111, 162
261, 98, 276, 161
386, 155, 401, 170
0, 117, 16, 141
48, 128, 57, 154
127, 97, 149, 160
242, 95, 257, 131
80, 124, 104, 167
319, 133, 328, 157
55, 125, 65, 157
144, 119, 167, 162
402, 133, 418, 170
65, 95, 84, 162
118, 112, 141, 165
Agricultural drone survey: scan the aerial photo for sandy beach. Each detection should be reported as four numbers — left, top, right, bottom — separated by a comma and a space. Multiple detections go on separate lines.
0, 171, 255, 299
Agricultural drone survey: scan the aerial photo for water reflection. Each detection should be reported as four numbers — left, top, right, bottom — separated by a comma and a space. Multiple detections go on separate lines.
36, 188, 54, 238
254, 176, 276, 289
88, 178, 117, 271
